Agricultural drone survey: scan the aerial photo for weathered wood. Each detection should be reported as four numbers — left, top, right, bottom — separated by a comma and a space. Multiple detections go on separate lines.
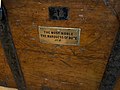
0, 0, 119, 90
0, 4, 26, 90
99, 27, 120, 90
0, 44, 16, 88
114, 78, 120, 90
99, 0, 120, 90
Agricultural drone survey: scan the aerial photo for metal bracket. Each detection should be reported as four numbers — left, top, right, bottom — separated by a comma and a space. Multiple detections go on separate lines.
49, 6, 69, 20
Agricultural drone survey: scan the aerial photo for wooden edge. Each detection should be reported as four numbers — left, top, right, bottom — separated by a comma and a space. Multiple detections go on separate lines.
0, 86, 17, 90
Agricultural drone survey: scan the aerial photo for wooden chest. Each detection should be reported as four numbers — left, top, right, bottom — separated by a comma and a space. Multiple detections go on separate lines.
0, 0, 120, 90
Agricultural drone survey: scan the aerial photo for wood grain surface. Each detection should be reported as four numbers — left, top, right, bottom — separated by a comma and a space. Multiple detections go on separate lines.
0, 0, 119, 90
0, 86, 17, 90
0, 44, 16, 88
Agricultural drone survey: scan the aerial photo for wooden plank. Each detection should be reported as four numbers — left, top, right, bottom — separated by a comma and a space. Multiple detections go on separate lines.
2, 0, 120, 90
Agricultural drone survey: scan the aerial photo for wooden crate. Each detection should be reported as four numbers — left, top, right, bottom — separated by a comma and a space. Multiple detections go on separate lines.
0, 0, 119, 90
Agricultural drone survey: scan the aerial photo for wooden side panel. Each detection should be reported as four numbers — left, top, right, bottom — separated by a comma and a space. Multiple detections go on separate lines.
0, 44, 7, 86
0, 44, 16, 87
3, 0, 119, 90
